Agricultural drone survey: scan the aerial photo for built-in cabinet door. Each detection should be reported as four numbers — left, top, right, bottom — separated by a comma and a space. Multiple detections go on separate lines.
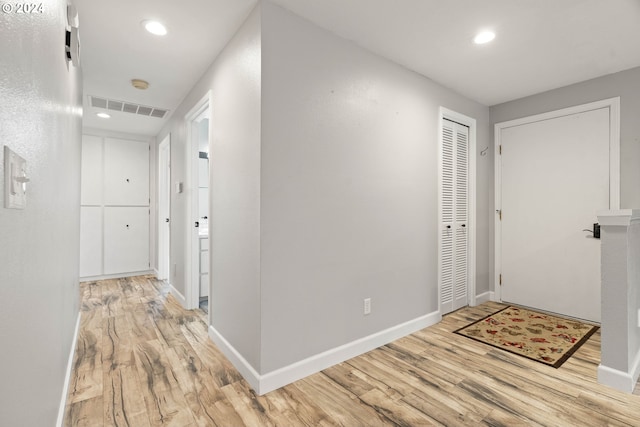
440, 119, 469, 315
104, 207, 149, 274
79, 206, 102, 277
81, 135, 103, 206
104, 138, 149, 206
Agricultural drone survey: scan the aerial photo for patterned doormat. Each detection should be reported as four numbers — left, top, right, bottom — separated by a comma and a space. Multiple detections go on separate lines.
454, 306, 599, 368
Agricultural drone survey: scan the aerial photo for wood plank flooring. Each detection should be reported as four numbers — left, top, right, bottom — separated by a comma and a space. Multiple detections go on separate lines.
64, 275, 640, 426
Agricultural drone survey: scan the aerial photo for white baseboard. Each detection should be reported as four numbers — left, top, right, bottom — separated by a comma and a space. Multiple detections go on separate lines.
489, 291, 499, 302
475, 291, 491, 305
56, 311, 81, 427
80, 270, 154, 282
598, 348, 640, 393
170, 284, 187, 309
208, 326, 262, 392
209, 310, 441, 395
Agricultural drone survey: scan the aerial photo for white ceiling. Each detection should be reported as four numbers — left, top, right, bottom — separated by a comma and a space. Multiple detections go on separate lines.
76, 0, 640, 137
75, 0, 257, 136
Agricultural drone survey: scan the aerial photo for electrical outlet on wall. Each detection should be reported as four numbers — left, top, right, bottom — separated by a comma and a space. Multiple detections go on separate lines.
364, 298, 371, 315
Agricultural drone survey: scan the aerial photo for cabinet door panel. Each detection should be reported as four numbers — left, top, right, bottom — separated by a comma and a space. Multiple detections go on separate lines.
104, 207, 149, 274
80, 206, 102, 277
81, 135, 103, 205
104, 138, 149, 206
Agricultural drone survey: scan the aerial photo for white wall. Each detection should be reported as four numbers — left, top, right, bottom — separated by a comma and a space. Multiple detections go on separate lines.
0, 1, 82, 425
598, 210, 640, 392
259, 1, 490, 373
156, 5, 262, 369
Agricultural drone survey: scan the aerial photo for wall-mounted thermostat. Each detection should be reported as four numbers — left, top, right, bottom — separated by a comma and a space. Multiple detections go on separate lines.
4, 146, 29, 209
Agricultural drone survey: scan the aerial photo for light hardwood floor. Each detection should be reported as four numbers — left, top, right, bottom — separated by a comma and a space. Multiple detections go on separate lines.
64, 275, 640, 426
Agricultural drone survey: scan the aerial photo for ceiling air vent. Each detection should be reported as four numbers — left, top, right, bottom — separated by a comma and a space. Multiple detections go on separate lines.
89, 95, 169, 119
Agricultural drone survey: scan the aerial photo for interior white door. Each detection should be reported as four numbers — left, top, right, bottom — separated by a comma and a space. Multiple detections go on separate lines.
440, 119, 469, 315
500, 107, 610, 322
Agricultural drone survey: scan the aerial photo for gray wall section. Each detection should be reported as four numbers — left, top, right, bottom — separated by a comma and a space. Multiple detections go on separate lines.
259, 2, 490, 373
157, 5, 262, 370
0, 1, 82, 425
156, 0, 494, 378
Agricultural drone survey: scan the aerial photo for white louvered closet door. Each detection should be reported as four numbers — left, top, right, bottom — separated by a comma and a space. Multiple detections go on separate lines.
440, 119, 469, 315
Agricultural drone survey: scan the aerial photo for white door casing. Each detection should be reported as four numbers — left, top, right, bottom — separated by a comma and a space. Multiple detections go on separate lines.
439, 108, 477, 315
494, 98, 620, 322
184, 91, 212, 310
158, 135, 171, 281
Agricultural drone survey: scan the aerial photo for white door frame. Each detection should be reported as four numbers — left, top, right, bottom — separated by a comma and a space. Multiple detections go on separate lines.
185, 91, 212, 310
157, 134, 171, 280
493, 97, 620, 302
438, 107, 477, 312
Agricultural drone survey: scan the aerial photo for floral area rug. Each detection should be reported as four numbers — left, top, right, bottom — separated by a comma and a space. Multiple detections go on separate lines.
454, 306, 599, 368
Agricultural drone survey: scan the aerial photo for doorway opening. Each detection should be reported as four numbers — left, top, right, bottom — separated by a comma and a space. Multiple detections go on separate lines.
185, 92, 212, 315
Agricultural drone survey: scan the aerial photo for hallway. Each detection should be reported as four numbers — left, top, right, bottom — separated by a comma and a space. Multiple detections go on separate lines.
64, 276, 640, 426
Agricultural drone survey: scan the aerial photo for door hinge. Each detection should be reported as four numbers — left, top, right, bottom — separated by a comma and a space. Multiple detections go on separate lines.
499, 274, 502, 286
496, 209, 502, 220
499, 145, 502, 155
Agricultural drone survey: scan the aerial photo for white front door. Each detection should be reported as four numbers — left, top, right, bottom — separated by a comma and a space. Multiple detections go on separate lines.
497, 103, 617, 322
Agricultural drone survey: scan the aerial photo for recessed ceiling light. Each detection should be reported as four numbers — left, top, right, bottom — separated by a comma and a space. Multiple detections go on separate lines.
96, 112, 111, 119
474, 31, 496, 45
142, 20, 167, 36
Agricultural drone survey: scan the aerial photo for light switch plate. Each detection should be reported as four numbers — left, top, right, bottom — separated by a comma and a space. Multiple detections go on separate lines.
4, 146, 28, 209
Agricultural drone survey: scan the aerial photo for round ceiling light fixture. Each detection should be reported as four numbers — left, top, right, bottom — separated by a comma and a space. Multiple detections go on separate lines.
131, 79, 150, 90
96, 112, 111, 119
474, 30, 496, 44
142, 20, 167, 36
